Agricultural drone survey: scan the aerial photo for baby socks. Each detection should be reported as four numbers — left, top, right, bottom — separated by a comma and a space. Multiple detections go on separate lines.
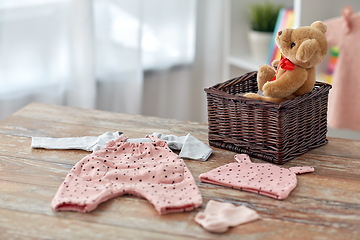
195, 200, 260, 233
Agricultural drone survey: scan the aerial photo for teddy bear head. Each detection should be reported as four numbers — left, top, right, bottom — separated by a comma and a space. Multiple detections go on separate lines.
275, 21, 328, 69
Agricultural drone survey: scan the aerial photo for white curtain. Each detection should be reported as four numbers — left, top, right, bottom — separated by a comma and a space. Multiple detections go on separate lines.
0, 0, 96, 117
0, 1, 70, 118
0, 0, 224, 123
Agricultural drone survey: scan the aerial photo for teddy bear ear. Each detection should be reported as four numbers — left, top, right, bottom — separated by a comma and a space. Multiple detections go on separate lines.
310, 21, 327, 34
296, 39, 319, 63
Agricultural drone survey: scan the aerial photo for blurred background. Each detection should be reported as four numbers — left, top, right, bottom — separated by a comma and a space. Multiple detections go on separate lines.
0, 0, 359, 139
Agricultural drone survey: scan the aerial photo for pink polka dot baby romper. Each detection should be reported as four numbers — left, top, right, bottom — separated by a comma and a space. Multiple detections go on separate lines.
199, 154, 314, 200
52, 134, 203, 214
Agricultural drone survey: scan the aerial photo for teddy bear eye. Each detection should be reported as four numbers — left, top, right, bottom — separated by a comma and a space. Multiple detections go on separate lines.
291, 42, 296, 48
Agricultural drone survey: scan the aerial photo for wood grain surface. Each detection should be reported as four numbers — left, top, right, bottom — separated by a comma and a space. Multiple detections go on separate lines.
0, 102, 359, 239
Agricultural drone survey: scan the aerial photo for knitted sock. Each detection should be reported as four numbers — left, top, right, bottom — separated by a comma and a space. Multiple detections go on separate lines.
195, 200, 260, 233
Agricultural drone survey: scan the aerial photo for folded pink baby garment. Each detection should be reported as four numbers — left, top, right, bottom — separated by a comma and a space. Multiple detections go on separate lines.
199, 154, 314, 200
52, 134, 203, 214
195, 200, 260, 233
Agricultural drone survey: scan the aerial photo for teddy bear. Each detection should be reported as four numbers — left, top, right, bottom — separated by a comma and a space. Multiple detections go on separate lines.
244, 21, 328, 103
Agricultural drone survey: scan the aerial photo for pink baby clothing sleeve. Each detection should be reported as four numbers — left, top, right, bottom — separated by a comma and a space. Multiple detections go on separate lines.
52, 134, 202, 214
199, 154, 314, 200
195, 200, 260, 233
288, 166, 314, 174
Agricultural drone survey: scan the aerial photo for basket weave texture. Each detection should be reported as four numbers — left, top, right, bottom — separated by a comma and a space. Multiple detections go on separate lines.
204, 71, 332, 164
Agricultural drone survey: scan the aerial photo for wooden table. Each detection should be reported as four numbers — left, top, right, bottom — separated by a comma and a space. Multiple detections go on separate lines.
0, 103, 359, 239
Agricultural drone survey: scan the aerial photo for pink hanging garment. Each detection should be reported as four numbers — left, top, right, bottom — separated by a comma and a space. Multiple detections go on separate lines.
199, 154, 314, 200
52, 134, 203, 214
324, 6, 360, 131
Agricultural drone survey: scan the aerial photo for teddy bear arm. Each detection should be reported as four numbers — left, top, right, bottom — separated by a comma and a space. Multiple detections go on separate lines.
293, 67, 316, 96
271, 59, 280, 68
257, 64, 276, 91
263, 68, 308, 98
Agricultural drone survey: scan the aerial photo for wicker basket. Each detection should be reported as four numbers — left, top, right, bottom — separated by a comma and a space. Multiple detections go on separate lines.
204, 71, 332, 164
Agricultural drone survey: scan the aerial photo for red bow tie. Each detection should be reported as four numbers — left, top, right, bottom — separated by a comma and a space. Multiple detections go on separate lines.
271, 54, 295, 81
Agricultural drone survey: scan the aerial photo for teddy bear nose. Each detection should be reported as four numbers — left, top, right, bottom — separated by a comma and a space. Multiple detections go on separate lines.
278, 30, 282, 36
